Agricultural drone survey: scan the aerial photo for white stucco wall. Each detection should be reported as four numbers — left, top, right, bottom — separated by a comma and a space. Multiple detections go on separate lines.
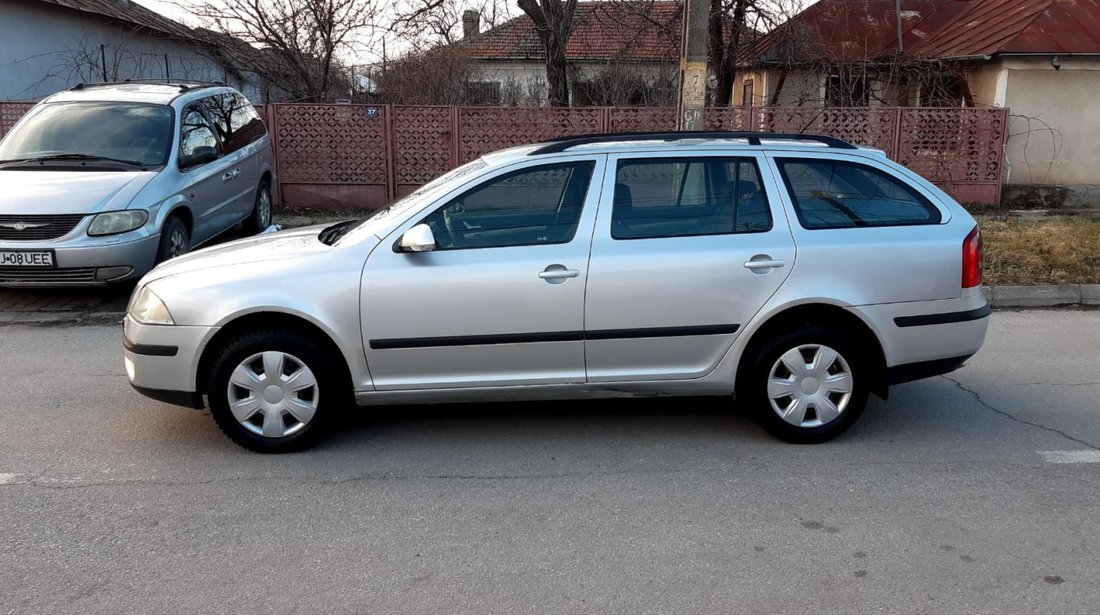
0, 0, 264, 101
997, 57, 1100, 186
468, 61, 676, 106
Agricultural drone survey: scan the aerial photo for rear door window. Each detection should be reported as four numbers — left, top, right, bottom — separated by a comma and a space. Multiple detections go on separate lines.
612, 157, 771, 240
776, 159, 942, 229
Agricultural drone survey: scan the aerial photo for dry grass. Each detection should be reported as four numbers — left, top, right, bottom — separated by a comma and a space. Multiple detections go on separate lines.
979, 215, 1100, 285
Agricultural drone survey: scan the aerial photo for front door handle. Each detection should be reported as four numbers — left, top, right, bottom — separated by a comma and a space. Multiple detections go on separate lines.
744, 257, 786, 271
222, 168, 241, 182
538, 265, 580, 282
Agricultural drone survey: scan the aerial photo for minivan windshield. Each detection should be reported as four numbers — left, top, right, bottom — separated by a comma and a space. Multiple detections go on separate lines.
0, 102, 174, 170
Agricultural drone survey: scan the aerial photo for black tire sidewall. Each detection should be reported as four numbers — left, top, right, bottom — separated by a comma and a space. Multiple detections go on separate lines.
155, 216, 190, 264
743, 326, 870, 444
208, 330, 338, 453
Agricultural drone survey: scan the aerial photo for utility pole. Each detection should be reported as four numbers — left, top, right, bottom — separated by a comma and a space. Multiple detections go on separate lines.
896, 0, 905, 53
677, 0, 710, 130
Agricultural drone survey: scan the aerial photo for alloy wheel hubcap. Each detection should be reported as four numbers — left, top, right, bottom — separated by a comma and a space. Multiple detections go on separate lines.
227, 351, 319, 438
767, 344, 853, 428
258, 189, 272, 227
168, 230, 187, 257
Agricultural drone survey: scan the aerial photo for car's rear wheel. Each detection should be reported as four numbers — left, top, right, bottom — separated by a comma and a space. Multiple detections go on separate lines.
156, 215, 190, 264
208, 330, 338, 453
243, 179, 273, 235
743, 326, 869, 443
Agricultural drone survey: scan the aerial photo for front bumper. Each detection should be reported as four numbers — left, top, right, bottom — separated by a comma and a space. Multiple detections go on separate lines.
123, 315, 218, 408
0, 233, 160, 287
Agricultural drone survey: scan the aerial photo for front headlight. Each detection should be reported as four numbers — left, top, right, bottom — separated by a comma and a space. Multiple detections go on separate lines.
127, 286, 175, 325
88, 210, 148, 236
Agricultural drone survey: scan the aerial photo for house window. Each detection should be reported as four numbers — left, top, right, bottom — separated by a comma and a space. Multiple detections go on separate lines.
462, 81, 502, 106
825, 74, 869, 107
742, 80, 754, 106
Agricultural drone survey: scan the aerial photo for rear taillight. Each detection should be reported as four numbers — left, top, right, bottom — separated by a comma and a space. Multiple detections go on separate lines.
962, 225, 983, 288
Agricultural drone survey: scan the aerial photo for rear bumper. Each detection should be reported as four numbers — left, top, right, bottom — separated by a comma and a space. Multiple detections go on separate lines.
887, 354, 973, 385
854, 293, 990, 369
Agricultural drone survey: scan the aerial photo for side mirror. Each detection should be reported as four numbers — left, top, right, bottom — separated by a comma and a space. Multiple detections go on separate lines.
397, 223, 436, 253
180, 145, 217, 169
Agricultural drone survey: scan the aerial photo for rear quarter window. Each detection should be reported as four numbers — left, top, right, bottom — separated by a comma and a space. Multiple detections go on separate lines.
777, 159, 942, 230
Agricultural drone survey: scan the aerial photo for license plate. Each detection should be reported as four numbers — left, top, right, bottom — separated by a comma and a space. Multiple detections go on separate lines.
0, 250, 55, 267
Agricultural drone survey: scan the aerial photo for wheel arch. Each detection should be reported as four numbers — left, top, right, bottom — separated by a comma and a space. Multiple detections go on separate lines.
735, 301, 889, 400
196, 311, 354, 400
165, 204, 193, 235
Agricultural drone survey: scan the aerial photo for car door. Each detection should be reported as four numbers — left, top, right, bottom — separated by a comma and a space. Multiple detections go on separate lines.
583, 152, 796, 382
360, 157, 604, 390
177, 103, 234, 244
197, 94, 258, 231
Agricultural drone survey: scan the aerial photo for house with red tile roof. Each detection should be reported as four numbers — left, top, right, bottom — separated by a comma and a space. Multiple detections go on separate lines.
0, 0, 287, 102
737, 0, 1100, 200
457, 1, 682, 106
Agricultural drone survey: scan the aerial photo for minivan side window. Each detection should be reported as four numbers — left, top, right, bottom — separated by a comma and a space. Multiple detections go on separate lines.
777, 159, 942, 229
612, 157, 772, 240
198, 94, 265, 154
178, 107, 219, 168
420, 161, 595, 250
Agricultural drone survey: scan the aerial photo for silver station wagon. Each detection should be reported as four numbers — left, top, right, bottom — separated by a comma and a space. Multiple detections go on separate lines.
123, 132, 989, 452
0, 81, 275, 286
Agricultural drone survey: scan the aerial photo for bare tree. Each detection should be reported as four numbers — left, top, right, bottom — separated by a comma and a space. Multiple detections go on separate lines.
390, 0, 512, 46
184, 0, 377, 101
516, 0, 578, 106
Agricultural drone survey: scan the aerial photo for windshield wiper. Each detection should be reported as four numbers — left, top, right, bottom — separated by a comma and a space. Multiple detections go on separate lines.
0, 154, 148, 169
317, 219, 362, 246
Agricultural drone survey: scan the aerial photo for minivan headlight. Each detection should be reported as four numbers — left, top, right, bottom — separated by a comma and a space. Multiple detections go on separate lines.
88, 210, 148, 236
128, 286, 174, 325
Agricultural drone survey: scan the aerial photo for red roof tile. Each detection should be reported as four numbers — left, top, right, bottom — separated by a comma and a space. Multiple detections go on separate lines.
462, 1, 681, 62
753, 0, 1100, 64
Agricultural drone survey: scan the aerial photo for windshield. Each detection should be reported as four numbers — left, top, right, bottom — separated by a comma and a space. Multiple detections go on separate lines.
0, 102, 174, 169
335, 158, 490, 244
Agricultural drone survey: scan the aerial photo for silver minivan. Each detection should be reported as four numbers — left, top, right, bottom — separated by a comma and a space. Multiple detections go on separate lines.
123, 132, 989, 452
0, 81, 275, 286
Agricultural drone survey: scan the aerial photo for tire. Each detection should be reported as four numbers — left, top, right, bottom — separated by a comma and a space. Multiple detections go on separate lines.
155, 215, 191, 264
208, 330, 341, 453
243, 179, 273, 235
741, 325, 870, 444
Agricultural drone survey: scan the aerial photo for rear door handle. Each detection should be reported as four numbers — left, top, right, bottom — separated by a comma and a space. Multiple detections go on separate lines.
538, 269, 580, 280
539, 265, 580, 283
744, 258, 786, 271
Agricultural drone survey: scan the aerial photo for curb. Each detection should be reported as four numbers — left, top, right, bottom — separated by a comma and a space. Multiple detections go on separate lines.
983, 285, 1100, 308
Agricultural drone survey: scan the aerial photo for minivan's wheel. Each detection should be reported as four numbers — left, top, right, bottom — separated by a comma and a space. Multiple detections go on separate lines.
742, 326, 869, 444
243, 180, 273, 235
156, 216, 190, 264
208, 330, 340, 453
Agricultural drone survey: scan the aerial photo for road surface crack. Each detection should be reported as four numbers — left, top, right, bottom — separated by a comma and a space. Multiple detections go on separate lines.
942, 375, 1100, 451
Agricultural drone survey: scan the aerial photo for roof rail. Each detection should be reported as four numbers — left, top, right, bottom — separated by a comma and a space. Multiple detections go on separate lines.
528, 131, 858, 155
71, 79, 226, 93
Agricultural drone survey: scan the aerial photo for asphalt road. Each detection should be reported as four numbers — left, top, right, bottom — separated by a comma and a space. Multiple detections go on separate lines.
1, 310, 1098, 614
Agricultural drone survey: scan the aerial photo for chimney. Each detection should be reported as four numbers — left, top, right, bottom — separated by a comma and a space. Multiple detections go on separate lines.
462, 10, 481, 38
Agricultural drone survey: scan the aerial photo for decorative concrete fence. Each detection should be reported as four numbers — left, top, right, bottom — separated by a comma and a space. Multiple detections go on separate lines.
1, 102, 1009, 207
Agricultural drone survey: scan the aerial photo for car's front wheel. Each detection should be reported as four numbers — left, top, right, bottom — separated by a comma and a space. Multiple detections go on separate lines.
156, 215, 190, 264
743, 325, 869, 443
208, 330, 339, 453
